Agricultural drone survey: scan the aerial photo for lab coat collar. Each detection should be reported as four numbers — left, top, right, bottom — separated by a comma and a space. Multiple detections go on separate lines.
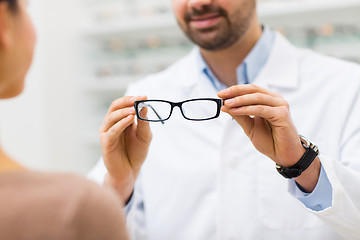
174, 32, 300, 90
172, 47, 201, 89
256, 32, 300, 89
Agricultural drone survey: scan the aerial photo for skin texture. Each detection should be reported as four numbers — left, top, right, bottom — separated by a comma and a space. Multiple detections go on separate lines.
0, 0, 36, 99
0, 0, 36, 170
101, 0, 321, 199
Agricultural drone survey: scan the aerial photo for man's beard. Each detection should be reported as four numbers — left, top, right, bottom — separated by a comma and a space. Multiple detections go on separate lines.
180, 4, 254, 51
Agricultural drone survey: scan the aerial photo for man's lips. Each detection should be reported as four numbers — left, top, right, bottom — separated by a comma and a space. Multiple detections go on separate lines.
189, 13, 222, 29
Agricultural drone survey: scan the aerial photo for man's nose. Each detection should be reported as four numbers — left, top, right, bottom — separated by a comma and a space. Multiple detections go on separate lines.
187, 0, 213, 11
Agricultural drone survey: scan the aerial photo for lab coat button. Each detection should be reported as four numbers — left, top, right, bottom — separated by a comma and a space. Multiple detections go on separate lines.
313, 204, 322, 211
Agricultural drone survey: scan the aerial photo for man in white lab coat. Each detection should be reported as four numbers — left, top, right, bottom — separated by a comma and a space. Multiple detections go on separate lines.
88, 0, 360, 239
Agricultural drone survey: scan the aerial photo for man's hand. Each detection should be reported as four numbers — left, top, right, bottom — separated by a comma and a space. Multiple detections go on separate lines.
218, 84, 320, 192
99, 96, 152, 201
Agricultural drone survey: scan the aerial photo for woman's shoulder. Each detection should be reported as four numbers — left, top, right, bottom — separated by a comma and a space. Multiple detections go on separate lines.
0, 171, 128, 240
0, 171, 123, 207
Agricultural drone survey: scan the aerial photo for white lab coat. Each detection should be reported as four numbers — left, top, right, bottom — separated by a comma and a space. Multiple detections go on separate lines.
89, 33, 360, 240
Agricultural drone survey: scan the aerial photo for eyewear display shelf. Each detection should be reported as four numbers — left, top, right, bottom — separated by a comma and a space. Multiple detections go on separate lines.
79, 0, 360, 163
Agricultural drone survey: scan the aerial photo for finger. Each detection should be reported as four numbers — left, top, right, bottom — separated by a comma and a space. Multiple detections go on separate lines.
107, 96, 136, 114
217, 84, 281, 99
136, 107, 152, 144
102, 115, 136, 145
221, 105, 254, 134
108, 95, 147, 114
100, 107, 136, 133
227, 105, 290, 125
223, 93, 288, 108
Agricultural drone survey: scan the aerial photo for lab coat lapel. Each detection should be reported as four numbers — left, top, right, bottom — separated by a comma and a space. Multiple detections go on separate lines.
172, 47, 220, 98
255, 32, 300, 89
172, 48, 202, 90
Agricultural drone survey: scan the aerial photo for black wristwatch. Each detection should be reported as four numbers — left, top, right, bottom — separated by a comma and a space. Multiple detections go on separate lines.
276, 135, 319, 179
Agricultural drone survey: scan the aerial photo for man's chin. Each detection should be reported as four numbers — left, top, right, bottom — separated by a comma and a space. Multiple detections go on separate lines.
189, 28, 219, 42
189, 24, 219, 34
190, 36, 224, 50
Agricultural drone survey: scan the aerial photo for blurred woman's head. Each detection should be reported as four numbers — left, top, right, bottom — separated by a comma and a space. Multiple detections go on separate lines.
0, 0, 36, 99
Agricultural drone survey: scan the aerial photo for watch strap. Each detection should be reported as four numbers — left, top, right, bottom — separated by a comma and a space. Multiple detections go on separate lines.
276, 147, 318, 179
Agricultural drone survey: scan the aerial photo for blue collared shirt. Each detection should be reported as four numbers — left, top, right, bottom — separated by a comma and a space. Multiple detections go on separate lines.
197, 26, 275, 89
196, 27, 332, 211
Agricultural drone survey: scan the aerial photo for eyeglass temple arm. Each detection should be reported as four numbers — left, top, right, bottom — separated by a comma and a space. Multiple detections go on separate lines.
140, 103, 165, 125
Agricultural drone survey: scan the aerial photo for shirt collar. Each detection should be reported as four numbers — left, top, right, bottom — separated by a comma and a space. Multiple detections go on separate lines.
196, 26, 275, 91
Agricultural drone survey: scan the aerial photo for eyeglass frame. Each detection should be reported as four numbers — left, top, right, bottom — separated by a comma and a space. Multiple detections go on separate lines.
134, 98, 223, 123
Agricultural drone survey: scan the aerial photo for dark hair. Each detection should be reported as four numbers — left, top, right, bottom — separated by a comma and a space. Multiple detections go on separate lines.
0, 0, 17, 12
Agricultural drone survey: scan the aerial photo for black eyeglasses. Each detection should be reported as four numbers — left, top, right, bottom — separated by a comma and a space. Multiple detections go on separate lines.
134, 98, 222, 124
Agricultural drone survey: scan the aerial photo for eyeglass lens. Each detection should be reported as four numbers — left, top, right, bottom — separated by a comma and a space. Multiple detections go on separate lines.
181, 100, 219, 120
138, 101, 171, 121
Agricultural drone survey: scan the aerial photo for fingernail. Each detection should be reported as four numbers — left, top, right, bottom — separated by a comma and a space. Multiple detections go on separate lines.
128, 107, 135, 114
219, 88, 230, 95
130, 97, 136, 102
225, 99, 234, 105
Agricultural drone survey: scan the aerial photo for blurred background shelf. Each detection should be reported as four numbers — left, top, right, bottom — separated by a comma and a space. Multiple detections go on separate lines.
82, 15, 178, 38
259, 1, 360, 28
258, 0, 360, 17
